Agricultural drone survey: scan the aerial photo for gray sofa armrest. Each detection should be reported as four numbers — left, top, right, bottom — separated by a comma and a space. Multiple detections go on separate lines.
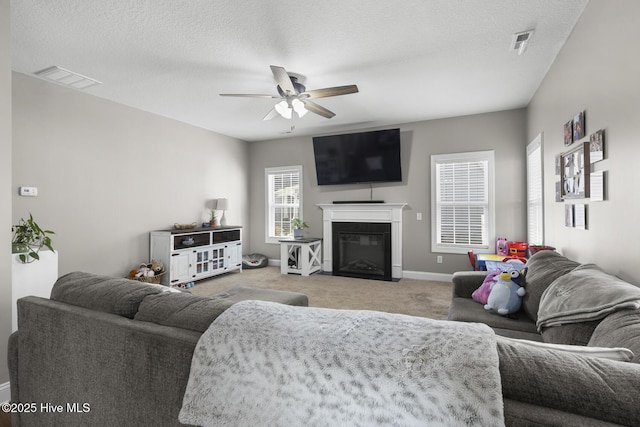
498, 339, 640, 426
15, 296, 202, 427
451, 271, 487, 298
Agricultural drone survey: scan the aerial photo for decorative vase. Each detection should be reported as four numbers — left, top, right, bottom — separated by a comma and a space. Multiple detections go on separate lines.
293, 229, 304, 239
12, 243, 29, 254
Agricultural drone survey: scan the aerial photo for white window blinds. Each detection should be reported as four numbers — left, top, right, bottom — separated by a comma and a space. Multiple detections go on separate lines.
527, 135, 544, 245
431, 151, 495, 253
265, 166, 302, 242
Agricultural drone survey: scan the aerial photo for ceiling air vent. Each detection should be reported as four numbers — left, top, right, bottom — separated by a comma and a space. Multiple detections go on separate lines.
511, 30, 534, 55
34, 66, 101, 89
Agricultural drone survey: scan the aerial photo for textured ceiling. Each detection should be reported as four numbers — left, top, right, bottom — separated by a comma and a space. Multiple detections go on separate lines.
11, 0, 589, 142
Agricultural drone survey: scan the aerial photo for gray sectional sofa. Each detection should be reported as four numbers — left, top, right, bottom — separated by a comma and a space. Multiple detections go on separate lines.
8, 271, 308, 427
449, 250, 640, 357
450, 249, 640, 425
8, 264, 640, 426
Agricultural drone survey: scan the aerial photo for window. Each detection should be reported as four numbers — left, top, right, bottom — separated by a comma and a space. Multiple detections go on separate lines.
431, 150, 495, 254
527, 134, 544, 245
265, 166, 302, 243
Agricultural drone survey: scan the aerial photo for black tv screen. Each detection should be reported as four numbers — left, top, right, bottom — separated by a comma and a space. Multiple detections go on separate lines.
312, 128, 402, 185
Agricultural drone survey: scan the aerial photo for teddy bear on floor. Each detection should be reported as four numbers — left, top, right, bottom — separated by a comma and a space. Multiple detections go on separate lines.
484, 270, 526, 315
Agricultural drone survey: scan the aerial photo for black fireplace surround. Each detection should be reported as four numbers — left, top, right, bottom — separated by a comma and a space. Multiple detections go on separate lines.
332, 222, 392, 281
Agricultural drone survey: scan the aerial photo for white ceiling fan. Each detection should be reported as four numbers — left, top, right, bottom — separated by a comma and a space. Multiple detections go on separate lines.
220, 65, 359, 120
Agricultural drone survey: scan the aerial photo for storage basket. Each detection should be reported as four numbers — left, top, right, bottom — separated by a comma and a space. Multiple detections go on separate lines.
129, 271, 165, 284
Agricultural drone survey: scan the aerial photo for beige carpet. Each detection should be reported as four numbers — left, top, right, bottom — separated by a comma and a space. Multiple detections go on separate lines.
190, 267, 452, 320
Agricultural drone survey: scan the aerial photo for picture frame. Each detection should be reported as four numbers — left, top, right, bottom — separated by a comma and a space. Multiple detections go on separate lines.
564, 120, 573, 146
589, 129, 605, 163
560, 141, 590, 199
573, 111, 585, 141
590, 171, 605, 201
565, 204, 574, 227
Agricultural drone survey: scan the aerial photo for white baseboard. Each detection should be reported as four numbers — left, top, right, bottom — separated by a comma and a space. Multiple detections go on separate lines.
402, 270, 453, 282
0, 381, 10, 403
265, 261, 452, 283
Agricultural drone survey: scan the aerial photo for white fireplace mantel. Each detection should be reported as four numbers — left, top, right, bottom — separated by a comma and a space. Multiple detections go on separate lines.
317, 203, 407, 279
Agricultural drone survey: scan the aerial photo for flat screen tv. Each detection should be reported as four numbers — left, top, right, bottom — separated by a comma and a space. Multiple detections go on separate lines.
312, 128, 402, 185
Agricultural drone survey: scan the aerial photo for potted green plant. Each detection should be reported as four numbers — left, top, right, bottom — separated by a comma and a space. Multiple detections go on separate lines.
209, 209, 218, 227
12, 213, 55, 263
292, 218, 309, 239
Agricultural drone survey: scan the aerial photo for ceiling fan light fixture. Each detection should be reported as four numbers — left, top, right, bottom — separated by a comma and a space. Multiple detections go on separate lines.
292, 99, 308, 118
275, 100, 292, 119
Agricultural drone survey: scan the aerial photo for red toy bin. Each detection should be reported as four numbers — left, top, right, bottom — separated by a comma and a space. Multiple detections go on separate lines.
507, 241, 528, 257
528, 245, 555, 255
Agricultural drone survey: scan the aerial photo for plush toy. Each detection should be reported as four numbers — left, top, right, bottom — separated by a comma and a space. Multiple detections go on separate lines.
150, 259, 165, 275
484, 270, 526, 315
471, 270, 502, 304
134, 263, 155, 278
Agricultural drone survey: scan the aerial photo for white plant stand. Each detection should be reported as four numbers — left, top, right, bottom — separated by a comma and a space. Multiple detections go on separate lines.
279, 238, 322, 276
11, 250, 59, 332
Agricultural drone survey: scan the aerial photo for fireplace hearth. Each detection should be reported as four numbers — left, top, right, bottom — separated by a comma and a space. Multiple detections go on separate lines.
332, 222, 391, 281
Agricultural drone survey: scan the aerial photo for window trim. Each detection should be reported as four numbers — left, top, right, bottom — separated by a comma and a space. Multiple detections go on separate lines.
526, 134, 544, 245
265, 165, 303, 244
430, 150, 495, 254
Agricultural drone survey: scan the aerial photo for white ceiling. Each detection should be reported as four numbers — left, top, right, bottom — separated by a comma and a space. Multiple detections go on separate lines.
11, 0, 589, 142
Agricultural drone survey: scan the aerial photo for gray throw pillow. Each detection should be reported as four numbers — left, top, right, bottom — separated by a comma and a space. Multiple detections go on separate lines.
521, 251, 580, 322
540, 320, 602, 346
589, 309, 640, 364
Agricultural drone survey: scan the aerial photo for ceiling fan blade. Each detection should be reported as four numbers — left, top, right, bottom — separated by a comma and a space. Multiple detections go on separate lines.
270, 65, 296, 94
220, 93, 281, 98
303, 100, 335, 119
302, 85, 359, 99
263, 107, 279, 121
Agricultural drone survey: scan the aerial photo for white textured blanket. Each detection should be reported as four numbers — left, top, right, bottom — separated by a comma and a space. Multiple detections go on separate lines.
179, 300, 504, 427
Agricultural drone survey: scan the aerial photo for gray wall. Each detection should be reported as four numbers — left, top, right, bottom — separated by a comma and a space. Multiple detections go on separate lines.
527, 0, 640, 284
248, 109, 528, 275
1, 0, 12, 384
12, 73, 249, 277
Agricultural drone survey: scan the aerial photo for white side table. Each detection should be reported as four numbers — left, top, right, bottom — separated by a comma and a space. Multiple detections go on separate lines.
279, 238, 322, 276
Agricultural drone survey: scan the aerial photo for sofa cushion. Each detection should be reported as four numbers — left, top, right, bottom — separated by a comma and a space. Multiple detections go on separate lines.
448, 297, 539, 337
215, 286, 309, 307
540, 320, 602, 346
589, 309, 640, 364
497, 338, 640, 426
134, 287, 309, 333
50, 271, 165, 318
135, 292, 234, 333
521, 250, 580, 322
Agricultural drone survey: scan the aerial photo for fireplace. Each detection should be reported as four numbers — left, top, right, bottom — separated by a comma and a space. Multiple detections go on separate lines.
318, 203, 406, 279
332, 222, 392, 281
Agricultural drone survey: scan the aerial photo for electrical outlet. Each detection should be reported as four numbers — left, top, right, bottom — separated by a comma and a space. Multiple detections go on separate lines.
416, 212, 423, 221
437, 255, 443, 264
